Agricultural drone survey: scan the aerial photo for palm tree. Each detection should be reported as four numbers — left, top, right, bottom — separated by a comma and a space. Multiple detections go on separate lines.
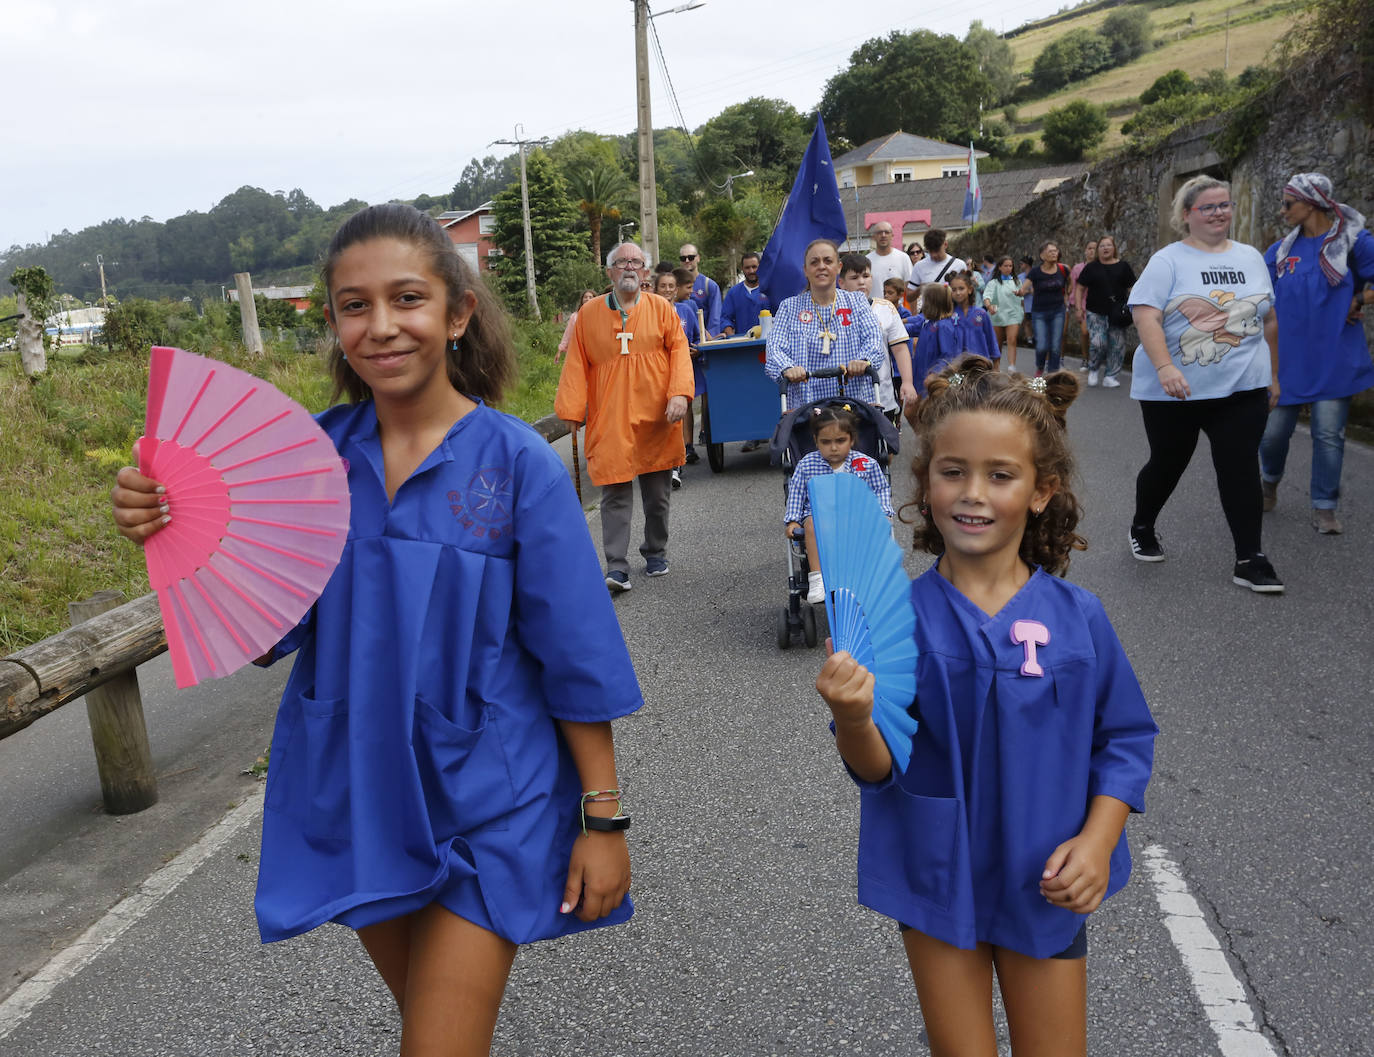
568, 163, 633, 266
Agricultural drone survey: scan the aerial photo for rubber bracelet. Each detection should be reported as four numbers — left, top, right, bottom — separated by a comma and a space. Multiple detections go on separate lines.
582, 814, 632, 833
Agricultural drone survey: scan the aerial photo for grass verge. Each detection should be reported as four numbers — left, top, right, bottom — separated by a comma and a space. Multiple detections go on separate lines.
1, 331, 561, 653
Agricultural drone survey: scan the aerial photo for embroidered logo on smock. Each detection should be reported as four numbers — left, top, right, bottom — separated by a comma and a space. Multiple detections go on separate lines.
836, 307, 853, 326
851, 455, 872, 473
447, 467, 514, 540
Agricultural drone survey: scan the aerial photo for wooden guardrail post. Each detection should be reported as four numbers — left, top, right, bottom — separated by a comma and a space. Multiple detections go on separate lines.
68, 591, 158, 814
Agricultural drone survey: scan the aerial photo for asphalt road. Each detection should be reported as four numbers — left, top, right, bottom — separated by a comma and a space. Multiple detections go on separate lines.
2, 374, 1371, 1056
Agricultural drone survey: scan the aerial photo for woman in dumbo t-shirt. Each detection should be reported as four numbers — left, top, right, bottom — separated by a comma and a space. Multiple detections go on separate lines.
1126, 175, 1284, 594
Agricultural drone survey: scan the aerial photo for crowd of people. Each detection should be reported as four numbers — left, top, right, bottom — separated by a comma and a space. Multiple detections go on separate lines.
103, 162, 1370, 1056
546, 168, 1370, 599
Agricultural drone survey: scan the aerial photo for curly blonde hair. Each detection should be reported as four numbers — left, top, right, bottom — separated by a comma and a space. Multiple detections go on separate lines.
903, 355, 1087, 575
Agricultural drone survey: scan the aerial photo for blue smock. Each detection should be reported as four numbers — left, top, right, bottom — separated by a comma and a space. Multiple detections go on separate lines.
255, 400, 642, 944
850, 568, 1157, 959
953, 305, 1000, 361
912, 317, 962, 394
1263, 229, 1374, 404
720, 281, 771, 335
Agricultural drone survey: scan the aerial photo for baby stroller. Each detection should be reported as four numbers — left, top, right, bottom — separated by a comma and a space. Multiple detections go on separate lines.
769, 365, 899, 649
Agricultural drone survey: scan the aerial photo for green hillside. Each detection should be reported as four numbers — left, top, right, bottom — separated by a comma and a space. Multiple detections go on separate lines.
1005, 0, 1299, 153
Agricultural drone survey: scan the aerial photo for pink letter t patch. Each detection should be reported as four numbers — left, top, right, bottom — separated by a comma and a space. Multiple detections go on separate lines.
1009, 619, 1050, 677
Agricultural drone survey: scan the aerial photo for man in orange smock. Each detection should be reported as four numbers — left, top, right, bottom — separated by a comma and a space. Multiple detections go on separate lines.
556, 241, 693, 592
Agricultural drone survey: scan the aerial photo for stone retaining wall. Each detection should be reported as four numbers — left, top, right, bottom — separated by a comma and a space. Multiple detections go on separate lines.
952, 54, 1374, 417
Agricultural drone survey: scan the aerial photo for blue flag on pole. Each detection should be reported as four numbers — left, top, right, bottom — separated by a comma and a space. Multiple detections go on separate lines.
758, 115, 848, 308
962, 142, 982, 224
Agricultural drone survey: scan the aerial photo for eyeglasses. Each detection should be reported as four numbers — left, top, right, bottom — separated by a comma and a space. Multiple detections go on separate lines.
679, 254, 697, 262
610, 258, 646, 271
1192, 201, 1236, 216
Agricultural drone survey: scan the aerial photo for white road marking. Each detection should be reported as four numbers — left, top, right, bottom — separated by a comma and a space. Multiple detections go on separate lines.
0, 787, 264, 1042
1142, 844, 1279, 1057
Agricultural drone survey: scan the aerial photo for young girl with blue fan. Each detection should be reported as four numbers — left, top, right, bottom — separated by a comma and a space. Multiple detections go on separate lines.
785, 405, 893, 604
816, 355, 1157, 1057
111, 203, 640, 1056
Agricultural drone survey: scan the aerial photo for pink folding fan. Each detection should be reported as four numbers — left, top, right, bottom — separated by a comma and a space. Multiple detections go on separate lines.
137, 346, 350, 688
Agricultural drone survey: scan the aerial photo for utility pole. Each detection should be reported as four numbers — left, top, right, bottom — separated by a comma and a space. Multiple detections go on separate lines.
493, 125, 548, 321
634, 0, 658, 267
632, 1, 704, 267
96, 254, 111, 351
1224, 8, 1231, 72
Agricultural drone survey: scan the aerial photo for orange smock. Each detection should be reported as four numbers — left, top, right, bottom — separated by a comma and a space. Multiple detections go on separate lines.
555, 292, 694, 486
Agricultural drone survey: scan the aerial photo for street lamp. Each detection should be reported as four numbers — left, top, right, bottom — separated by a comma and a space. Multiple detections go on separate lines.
723, 169, 754, 201
650, 0, 706, 15
634, 0, 706, 265
617, 219, 637, 245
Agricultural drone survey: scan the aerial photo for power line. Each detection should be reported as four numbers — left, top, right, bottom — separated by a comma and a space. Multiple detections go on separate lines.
647, 16, 718, 189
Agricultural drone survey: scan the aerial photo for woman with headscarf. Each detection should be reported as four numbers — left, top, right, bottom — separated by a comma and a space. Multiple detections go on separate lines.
1259, 172, 1374, 535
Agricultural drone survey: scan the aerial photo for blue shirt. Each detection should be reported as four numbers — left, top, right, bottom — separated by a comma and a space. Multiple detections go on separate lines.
1129, 240, 1274, 402
720, 280, 770, 335
953, 305, 1000, 361
691, 274, 722, 336
765, 289, 882, 407
672, 300, 700, 346
912, 317, 962, 394
784, 449, 893, 524
849, 568, 1157, 958
257, 401, 642, 946
1263, 229, 1374, 404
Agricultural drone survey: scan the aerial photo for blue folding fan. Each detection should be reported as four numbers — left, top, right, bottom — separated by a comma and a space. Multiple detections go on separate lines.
808, 472, 920, 772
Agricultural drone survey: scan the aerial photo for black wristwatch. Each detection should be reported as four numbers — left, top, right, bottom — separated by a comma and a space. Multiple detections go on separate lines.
582, 814, 632, 833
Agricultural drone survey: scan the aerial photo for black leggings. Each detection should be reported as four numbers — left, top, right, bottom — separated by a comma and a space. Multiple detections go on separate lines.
1133, 388, 1268, 560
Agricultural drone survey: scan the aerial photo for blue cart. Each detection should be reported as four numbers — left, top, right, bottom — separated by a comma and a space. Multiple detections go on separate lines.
696, 336, 778, 473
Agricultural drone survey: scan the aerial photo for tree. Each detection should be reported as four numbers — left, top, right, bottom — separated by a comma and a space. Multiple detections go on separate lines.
451, 154, 518, 211
1040, 100, 1109, 161
566, 161, 633, 267
488, 150, 583, 314
1101, 7, 1153, 65
819, 30, 991, 147
964, 21, 1019, 107
694, 98, 810, 190
1030, 29, 1114, 93
1140, 69, 1195, 105
9, 266, 55, 377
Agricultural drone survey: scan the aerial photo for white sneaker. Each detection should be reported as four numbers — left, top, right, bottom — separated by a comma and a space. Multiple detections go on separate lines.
1005, 361, 1020, 374
806, 572, 825, 604
1087, 370, 1099, 387
1102, 375, 1121, 389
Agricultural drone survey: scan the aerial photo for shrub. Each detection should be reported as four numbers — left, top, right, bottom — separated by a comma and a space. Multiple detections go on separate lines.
1101, 8, 1153, 64
1140, 69, 1194, 105
1031, 29, 1114, 93
1040, 100, 1109, 161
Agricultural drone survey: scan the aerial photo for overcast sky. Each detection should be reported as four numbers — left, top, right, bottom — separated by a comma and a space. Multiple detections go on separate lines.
1, 0, 1075, 250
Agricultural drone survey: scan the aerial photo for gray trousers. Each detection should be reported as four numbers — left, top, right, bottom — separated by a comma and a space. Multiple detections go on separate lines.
600, 470, 671, 573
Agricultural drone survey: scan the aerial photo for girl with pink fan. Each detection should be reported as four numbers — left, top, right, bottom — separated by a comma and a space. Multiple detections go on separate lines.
815, 356, 1157, 1057
113, 203, 640, 1056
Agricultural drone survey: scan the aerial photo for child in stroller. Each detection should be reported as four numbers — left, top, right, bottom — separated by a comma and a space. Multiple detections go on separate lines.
770, 366, 899, 648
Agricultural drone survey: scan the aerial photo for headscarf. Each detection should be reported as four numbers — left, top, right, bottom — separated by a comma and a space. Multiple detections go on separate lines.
1273, 172, 1367, 286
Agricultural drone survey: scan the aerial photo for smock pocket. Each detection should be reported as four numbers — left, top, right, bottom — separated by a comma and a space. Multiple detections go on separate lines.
297, 692, 352, 842
859, 786, 964, 911
413, 696, 514, 840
